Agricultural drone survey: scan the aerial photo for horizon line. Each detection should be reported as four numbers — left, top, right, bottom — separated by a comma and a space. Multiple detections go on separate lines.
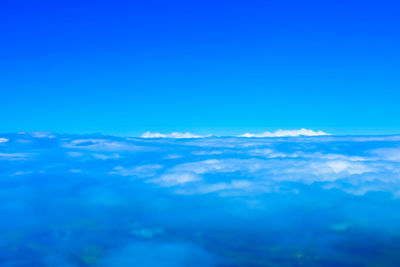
2, 129, 400, 139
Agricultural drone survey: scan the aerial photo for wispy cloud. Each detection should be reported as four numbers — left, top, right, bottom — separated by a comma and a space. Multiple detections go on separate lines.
0, 138, 9, 143
92, 153, 121, 160
369, 147, 400, 162
0, 152, 33, 160
149, 172, 201, 186
141, 129, 330, 138
141, 131, 211, 138
30, 131, 56, 138
110, 164, 163, 178
63, 139, 146, 152
239, 128, 331, 137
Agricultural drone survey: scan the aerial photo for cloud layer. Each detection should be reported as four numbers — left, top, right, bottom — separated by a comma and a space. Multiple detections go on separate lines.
1, 132, 400, 266
141, 128, 330, 138
240, 128, 331, 137
141, 131, 210, 138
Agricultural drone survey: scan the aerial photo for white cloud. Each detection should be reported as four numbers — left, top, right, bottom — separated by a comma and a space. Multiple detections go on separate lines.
183, 138, 273, 149
10, 171, 32, 176
239, 128, 331, 137
141, 131, 210, 138
370, 147, 400, 162
63, 139, 146, 152
306, 160, 373, 177
141, 129, 330, 138
30, 131, 56, 138
0, 153, 32, 161
3, 132, 399, 198
149, 172, 201, 186
67, 151, 85, 157
197, 158, 370, 177
164, 154, 182, 159
195, 180, 253, 194
92, 153, 121, 160
169, 159, 253, 175
348, 136, 400, 142
192, 150, 223, 156
313, 153, 367, 162
149, 157, 377, 194
249, 148, 289, 158
0, 138, 8, 144
249, 149, 368, 161
16, 139, 32, 144
110, 164, 163, 178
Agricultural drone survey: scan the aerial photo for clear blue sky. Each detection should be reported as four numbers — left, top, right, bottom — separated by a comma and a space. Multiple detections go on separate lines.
1, 0, 399, 136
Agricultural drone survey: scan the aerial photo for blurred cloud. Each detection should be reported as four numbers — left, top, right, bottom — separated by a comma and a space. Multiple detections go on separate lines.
0, 152, 32, 160
30, 131, 56, 138
92, 153, 121, 160
370, 147, 400, 162
149, 172, 201, 186
110, 164, 163, 178
239, 128, 330, 137
63, 139, 145, 152
141, 131, 211, 138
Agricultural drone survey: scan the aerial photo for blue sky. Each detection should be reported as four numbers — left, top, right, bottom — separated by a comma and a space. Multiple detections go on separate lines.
1, 0, 400, 135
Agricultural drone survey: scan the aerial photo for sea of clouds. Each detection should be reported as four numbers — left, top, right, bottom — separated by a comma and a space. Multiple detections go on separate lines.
1, 131, 400, 266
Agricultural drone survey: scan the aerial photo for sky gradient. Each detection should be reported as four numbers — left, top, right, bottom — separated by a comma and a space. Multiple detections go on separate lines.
1, 0, 400, 135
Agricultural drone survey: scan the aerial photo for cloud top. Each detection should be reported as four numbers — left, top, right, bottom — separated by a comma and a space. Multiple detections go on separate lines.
239, 128, 331, 137
141, 131, 210, 138
141, 129, 330, 138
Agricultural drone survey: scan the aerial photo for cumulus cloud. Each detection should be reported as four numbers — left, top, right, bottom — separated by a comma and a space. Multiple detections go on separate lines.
239, 128, 331, 137
146, 156, 380, 195
141, 131, 210, 138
